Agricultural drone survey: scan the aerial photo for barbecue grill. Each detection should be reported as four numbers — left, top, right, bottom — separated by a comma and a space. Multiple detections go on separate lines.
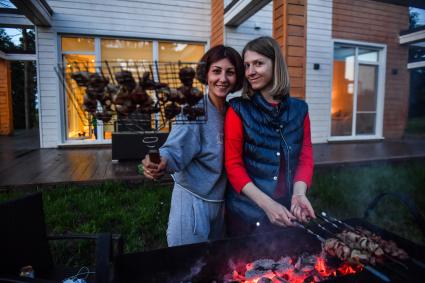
113, 218, 425, 283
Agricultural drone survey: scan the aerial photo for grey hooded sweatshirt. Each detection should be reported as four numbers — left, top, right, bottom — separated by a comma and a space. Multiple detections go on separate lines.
159, 96, 226, 201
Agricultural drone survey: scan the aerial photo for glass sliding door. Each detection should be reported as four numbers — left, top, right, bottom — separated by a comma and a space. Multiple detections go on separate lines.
331, 44, 382, 138
61, 37, 96, 140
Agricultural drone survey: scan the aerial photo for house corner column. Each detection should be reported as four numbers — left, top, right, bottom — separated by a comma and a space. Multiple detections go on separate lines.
273, 0, 306, 99
211, 0, 224, 47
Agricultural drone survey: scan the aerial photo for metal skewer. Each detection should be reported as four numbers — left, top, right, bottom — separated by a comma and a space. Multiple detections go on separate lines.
294, 221, 392, 282
321, 212, 425, 271
312, 219, 409, 271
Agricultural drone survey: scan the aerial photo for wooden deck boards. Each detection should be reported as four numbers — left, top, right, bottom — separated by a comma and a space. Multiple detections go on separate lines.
1, 136, 425, 189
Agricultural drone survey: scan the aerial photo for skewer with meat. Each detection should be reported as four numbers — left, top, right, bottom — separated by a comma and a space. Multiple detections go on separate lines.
71, 71, 90, 87
354, 227, 409, 260
323, 238, 377, 265
337, 230, 384, 258
115, 70, 136, 92
177, 67, 204, 106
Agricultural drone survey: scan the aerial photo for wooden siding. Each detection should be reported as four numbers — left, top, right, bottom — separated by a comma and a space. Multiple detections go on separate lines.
273, 0, 307, 100
37, 0, 211, 148
225, 2, 273, 53
305, 0, 333, 143
211, 0, 224, 46
0, 59, 13, 135
332, 0, 410, 139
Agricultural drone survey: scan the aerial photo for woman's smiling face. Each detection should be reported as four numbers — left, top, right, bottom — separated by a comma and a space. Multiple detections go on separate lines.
244, 50, 273, 92
207, 58, 237, 99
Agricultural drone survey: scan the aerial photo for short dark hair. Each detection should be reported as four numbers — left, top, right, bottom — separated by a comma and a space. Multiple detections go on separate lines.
196, 45, 244, 92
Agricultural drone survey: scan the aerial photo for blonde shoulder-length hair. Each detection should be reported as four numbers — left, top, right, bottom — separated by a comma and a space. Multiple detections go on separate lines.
241, 36, 290, 100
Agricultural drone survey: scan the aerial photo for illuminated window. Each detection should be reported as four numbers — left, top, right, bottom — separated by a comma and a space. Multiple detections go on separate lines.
61, 36, 205, 143
62, 37, 95, 52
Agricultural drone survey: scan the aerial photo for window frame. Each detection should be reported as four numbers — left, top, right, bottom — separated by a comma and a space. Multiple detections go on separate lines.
58, 34, 206, 145
328, 39, 387, 142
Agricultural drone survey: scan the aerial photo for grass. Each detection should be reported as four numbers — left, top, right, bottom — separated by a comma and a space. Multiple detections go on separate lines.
1, 160, 424, 265
309, 161, 425, 246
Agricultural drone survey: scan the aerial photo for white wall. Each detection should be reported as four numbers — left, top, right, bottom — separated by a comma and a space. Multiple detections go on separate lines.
224, 2, 273, 53
305, 0, 333, 143
37, 0, 211, 148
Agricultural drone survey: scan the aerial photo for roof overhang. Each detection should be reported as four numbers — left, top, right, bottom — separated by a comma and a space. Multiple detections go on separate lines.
0, 50, 36, 61
10, 0, 53, 27
407, 61, 425, 69
400, 26, 425, 45
0, 9, 33, 28
224, 0, 271, 27
370, 0, 425, 9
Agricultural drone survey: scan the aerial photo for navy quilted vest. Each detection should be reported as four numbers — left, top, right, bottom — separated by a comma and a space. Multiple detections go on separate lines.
226, 92, 308, 223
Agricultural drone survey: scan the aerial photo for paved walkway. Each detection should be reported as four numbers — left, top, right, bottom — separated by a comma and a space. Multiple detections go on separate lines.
1, 131, 424, 189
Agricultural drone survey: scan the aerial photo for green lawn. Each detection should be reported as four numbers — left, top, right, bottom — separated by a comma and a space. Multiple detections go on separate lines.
1, 160, 424, 265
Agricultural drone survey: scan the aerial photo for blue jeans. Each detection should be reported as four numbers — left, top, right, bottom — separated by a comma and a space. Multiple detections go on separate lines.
167, 184, 224, 247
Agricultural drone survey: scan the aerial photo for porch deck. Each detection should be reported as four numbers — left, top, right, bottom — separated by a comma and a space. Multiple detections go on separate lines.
0, 133, 424, 189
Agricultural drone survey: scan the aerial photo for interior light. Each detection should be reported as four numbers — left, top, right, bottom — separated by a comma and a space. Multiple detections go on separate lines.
174, 43, 187, 52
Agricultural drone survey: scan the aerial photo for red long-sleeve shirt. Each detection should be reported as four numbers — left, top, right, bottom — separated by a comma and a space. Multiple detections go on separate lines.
224, 106, 314, 195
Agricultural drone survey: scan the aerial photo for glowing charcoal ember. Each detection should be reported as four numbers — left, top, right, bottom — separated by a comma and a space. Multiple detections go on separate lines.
228, 254, 362, 283
257, 277, 273, 283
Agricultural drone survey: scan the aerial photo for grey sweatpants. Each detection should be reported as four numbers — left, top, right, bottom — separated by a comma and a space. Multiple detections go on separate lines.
167, 184, 225, 247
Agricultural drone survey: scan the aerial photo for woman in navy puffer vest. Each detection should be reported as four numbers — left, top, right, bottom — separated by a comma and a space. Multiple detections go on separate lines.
225, 36, 316, 237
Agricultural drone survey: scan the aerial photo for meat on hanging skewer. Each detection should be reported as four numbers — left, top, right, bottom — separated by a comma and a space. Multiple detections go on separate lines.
115, 70, 136, 91
183, 105, 205, 121
139, 71, 167, 90
178, 67, 204, 106
71, 71, 90, 87
160, 87, 186, 104
164, 102, 181, 120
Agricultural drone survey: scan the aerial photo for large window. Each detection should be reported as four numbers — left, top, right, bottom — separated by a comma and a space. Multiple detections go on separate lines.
331, 43, 384, 139
61, 36, 204, 143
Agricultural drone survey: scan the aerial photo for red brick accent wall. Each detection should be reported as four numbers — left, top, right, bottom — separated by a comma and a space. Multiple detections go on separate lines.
273, 0, 306, 99
211, 0, 224, 47
0, 58, 13, 135
333, 0, 410, 139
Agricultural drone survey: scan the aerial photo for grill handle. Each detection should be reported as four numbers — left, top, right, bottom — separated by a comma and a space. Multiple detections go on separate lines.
363, 192, 425, 235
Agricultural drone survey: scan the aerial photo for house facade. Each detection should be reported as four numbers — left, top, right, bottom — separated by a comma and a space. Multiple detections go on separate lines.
0, 0, 418, 148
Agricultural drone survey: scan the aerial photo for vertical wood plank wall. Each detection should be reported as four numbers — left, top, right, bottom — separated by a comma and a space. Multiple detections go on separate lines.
0, 58, 13, 135
211, 0, 224, 46
273, 0, 307, 100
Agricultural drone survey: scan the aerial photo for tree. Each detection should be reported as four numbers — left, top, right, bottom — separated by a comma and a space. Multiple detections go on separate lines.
0, 28, 16, 51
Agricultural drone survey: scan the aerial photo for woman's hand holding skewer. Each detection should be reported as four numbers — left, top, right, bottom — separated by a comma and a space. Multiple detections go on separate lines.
291, 181, 316, 223
141, 154, 167, 180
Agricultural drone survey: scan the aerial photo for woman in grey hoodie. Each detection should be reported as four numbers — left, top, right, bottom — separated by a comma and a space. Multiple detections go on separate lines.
141, 45, 244, 246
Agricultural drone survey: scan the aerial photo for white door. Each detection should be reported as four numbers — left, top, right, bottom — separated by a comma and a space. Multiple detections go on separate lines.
331, 43, 385, 139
